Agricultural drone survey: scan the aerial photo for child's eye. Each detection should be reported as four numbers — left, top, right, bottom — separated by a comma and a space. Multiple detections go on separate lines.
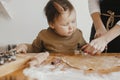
72, 20, 75, 23
63, 23, 69, 26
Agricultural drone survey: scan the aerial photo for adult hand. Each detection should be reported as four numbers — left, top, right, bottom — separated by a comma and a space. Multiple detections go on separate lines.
82, 36, 108, 55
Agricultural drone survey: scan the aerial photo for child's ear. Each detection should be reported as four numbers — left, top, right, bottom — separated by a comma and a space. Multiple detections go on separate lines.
49, 22, 55, 29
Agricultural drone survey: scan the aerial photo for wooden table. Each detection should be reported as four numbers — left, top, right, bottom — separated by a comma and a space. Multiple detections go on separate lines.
0, 67, 28, 80
0, 53, 120, 80
0, 53, 37, 80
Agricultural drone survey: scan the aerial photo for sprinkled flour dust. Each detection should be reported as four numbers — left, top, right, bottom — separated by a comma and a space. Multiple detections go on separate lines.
23, 53, 120, 80
23, 64, 120, 80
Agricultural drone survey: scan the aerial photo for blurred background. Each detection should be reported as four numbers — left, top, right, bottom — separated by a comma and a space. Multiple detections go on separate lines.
0, 0, 92, 45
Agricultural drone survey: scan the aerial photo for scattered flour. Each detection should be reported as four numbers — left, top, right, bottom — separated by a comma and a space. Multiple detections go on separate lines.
23, 64, 120, 80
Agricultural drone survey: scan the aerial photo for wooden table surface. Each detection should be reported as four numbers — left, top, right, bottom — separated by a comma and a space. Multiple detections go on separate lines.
0, 53, 37, 80
0, 53, 120, 80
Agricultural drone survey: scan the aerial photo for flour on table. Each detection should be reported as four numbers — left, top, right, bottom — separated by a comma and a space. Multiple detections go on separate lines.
23, 55, 120, 80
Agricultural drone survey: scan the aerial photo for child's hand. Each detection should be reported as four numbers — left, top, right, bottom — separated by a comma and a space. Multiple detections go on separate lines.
81, 43, 101, 55
81, 43, 95, 55
15, 44, 28, 53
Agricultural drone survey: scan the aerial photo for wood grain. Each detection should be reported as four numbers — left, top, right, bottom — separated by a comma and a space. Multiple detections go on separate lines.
0, 53, 36, 77
0, 53, 120, 79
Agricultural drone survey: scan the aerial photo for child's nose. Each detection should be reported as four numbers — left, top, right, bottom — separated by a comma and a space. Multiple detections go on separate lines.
69, 24, 73, 30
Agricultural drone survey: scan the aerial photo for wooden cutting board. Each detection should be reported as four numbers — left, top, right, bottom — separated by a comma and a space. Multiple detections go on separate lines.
0, 53, 37, 77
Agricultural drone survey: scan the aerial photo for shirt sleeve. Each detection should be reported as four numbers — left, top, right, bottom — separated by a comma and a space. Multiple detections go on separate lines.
88, 0, 100, 14
27, 32, 44, 53
88, 0, 120, 25
78, 29, 87, 48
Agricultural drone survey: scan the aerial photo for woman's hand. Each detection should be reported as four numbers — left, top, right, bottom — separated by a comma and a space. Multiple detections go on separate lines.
90, 36, 108, 53
82, 36, 108, 55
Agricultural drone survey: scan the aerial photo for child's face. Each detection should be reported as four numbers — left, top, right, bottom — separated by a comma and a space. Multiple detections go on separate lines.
50, 10, 77, 37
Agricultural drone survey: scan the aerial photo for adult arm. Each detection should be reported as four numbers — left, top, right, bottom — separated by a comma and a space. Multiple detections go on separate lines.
82, 0, 120, 54
88, 0, 107, 38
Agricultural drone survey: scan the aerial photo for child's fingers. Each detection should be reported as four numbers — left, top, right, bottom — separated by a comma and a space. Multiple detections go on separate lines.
81, 44, 89, 51
83, 44, 93, 52
15, 44, 27, 53
16, 48, 27, 53
83, 44, 97, 55
96, 50, 102, 55
82, 43, 103, 55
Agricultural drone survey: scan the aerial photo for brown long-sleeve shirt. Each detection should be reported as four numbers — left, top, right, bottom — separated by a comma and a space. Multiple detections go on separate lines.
27, 27, 86, 53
